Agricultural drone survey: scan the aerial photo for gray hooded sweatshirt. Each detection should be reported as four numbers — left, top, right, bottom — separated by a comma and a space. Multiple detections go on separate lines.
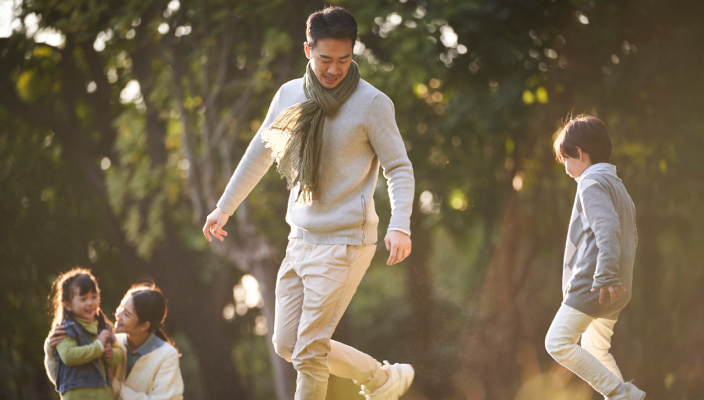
562, 163, 638, 320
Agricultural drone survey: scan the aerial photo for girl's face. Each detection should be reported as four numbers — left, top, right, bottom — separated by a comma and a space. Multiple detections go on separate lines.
64, 286, 100, 322
114, 295, 147, 335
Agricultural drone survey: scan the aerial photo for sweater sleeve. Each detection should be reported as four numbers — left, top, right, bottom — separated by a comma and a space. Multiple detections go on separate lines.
366, 94, 415, 235
56, 337, 104, 366
116, 350, 184, 400
106, 343, 124, 368
580, 180, 622, 289
43, 337, 58, 385
216, 89, 282, 215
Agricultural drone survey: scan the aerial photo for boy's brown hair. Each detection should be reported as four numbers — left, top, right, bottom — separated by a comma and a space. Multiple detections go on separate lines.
554, 115, 612, 164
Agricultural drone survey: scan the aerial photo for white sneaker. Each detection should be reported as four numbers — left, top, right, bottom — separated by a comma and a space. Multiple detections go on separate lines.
360, 361, 415, 400
607, 381, 646, 400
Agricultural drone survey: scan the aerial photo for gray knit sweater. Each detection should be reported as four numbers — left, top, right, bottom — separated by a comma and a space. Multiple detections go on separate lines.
217, 78, 415, 246
562, 163, 637, 320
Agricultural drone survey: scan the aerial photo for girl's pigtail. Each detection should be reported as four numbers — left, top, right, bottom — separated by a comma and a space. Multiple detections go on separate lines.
96, 309, 108, 332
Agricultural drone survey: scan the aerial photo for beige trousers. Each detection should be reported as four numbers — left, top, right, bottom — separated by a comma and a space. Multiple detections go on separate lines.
272, 238, 384, 400
545, 304, 624, 397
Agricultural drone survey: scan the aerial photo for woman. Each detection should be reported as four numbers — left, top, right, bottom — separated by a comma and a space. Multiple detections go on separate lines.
45, 282, 184, 400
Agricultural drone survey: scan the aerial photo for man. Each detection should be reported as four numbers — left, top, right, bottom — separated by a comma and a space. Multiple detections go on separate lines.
203, 7, 415, 400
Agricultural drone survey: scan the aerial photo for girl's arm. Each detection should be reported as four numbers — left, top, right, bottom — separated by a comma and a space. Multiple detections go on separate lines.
114, 349, 184, 400
56, 337, 104, 366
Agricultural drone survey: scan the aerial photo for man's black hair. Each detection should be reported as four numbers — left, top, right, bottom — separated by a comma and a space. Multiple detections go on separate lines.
306, 7, 357, 49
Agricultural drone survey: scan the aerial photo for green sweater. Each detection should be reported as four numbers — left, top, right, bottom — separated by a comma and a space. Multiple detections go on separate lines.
56, 318, 123, 400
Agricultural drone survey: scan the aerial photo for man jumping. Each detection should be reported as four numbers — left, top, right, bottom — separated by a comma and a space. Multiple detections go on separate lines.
202, 7, 415, 400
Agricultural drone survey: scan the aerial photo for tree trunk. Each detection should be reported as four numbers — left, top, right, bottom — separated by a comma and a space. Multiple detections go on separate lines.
628, 216, 664, 398
459, 193, 523, 400
403, 206, 441, 396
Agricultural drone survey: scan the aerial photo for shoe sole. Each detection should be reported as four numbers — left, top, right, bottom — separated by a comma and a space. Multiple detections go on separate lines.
399, 364, 415, 396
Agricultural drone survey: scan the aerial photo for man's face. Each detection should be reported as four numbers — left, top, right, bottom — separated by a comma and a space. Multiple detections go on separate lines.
304, 38, 354, 89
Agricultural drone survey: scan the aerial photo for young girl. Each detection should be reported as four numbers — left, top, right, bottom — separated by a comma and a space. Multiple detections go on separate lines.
48, 268, 123, 399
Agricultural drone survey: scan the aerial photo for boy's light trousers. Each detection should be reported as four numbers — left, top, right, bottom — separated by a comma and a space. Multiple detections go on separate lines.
272, 238, 385, 400
545, 304, 624, 397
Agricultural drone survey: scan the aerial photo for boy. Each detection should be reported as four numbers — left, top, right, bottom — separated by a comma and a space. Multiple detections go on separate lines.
545, 115, 645, 399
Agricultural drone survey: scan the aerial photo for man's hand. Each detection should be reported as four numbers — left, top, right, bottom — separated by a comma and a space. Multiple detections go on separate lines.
104, 343, 113, 360
384, 230, 412, 265
48, 324, 66, 348
202, 208, 230, 242
591, 285, 627, 304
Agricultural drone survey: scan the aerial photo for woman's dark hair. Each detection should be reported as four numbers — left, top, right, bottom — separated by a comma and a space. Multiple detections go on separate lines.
127, 280, 178, 352
554, 114, 612, 164
49, 267, 108, 331
306, 6, 357, 49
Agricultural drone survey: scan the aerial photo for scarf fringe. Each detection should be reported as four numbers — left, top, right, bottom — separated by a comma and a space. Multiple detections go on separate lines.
261, 61, 360, 206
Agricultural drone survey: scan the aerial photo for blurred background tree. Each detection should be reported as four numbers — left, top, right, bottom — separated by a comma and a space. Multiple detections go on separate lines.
1, 0, 703, 399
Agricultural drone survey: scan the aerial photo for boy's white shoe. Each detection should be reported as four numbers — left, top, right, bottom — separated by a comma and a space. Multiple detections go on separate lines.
607, 381, 646, 400
359, 361, 414, 400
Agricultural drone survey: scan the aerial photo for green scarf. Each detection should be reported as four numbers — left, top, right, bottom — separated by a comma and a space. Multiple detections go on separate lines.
262, 61, 360, 205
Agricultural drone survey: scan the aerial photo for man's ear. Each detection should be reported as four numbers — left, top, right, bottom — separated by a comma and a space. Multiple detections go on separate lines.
575, 146, 584, 161
304, 42, 311, 59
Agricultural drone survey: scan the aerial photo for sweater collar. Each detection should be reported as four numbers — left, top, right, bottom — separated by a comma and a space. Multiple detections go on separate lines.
577, 163, 619, 183
130, 332, 165, 356
75, 317, 99, 335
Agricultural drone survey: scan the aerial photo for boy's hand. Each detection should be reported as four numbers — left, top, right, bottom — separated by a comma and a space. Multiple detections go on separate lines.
48, 324, 67, 348
97, 329, 111, 346
385, 230, 412, 265
592, 285, 627, 303
104, 343, 113, 360
203, 208, 229, 242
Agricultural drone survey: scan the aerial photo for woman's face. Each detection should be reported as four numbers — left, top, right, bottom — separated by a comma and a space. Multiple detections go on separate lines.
114, 295, 146, 334
64, 286, 100, 322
